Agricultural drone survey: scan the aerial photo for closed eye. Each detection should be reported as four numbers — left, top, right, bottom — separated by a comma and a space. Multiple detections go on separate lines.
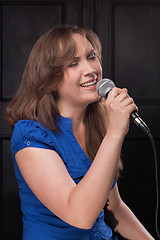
68, 61, 78, 67
87, 51, 96, 60
67, 51, 96, 68
67, 57, 80, 68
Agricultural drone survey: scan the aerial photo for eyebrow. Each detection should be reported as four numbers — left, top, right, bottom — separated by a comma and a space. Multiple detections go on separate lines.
87, 49, 96, 56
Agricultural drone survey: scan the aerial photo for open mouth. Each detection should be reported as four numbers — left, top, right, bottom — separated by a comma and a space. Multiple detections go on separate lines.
80, 78, 97, 87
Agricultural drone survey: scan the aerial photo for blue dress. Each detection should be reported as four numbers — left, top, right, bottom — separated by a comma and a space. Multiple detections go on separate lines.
11, 115, 118, 240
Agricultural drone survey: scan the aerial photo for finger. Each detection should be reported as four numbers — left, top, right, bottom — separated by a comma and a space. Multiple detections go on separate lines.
126, 103, 138, 115
122, 88, 128, 93
114, 91, 129, 103
119, 96, 134, 107
107, 87, 124, 100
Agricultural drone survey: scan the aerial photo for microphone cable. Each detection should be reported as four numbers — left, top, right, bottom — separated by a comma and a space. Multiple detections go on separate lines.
146, 131, 160, 239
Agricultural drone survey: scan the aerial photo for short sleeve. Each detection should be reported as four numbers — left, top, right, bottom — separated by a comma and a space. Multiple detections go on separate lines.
11, 120, 56, 157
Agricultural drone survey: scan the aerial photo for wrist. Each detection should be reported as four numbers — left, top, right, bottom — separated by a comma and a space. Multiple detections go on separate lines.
106, 129, 125, 142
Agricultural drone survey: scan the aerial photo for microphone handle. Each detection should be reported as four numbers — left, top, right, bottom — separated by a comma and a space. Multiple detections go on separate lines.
131, 112, 150, 134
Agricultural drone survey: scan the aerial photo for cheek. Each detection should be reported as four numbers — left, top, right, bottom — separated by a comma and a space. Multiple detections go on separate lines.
65, 68, 81, 79
57, 77, 78, 97
96, 60, 102, 73
63, 71, 81, 89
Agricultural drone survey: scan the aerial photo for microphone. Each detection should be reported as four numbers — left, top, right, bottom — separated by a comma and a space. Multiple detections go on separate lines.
96, 78, 150, 134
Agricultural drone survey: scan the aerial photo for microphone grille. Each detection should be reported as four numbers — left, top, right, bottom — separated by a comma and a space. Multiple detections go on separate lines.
96, 78, 115, 97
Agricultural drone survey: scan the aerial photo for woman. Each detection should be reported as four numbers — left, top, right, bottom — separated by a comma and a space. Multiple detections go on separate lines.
6, 25, 154, 240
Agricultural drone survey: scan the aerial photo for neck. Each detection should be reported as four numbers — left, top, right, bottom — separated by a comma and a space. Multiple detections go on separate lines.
57, 100, 89, 158
57, 101, 87, 129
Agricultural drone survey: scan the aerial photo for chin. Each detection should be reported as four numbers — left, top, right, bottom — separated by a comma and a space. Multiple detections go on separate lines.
87, 94, 101, 105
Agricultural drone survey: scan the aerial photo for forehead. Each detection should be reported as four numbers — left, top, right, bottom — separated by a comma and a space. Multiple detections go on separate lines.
72, 33, 94, 53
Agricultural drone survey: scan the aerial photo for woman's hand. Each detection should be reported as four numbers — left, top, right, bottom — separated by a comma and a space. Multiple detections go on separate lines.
104, 87, 138, 138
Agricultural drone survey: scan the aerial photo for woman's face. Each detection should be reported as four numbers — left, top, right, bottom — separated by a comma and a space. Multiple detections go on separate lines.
56, 33, 102, 109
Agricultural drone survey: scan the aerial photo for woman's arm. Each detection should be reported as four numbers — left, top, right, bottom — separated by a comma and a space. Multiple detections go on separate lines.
15, 129, 123, 229
104, 184, 154, 240
15, 87, 136, 229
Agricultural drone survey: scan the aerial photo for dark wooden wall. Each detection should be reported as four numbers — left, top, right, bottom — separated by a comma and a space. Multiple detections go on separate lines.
0, 0, 160, 239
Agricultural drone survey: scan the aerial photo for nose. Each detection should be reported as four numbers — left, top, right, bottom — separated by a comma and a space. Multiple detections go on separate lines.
83, 60, 96, 76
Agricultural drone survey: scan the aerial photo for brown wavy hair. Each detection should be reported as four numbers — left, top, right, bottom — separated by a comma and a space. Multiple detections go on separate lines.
6, 25, 122, 175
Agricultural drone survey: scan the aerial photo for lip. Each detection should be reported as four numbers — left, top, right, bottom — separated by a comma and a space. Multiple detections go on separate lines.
80, 76, 97, 86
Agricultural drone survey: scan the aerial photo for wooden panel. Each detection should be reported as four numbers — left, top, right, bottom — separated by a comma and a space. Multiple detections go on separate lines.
65, 0, 81, 25
2, 139, 22, 239
0, 102, 12, 136
108, 1, 160, 239
0, 139, 2, 239
81, 0, 96, 30
110, 1, 160, 139
120, 138, 160, 239
96, 0, 110, 78
2, 3, 64, 100
113, 4, 160, 100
